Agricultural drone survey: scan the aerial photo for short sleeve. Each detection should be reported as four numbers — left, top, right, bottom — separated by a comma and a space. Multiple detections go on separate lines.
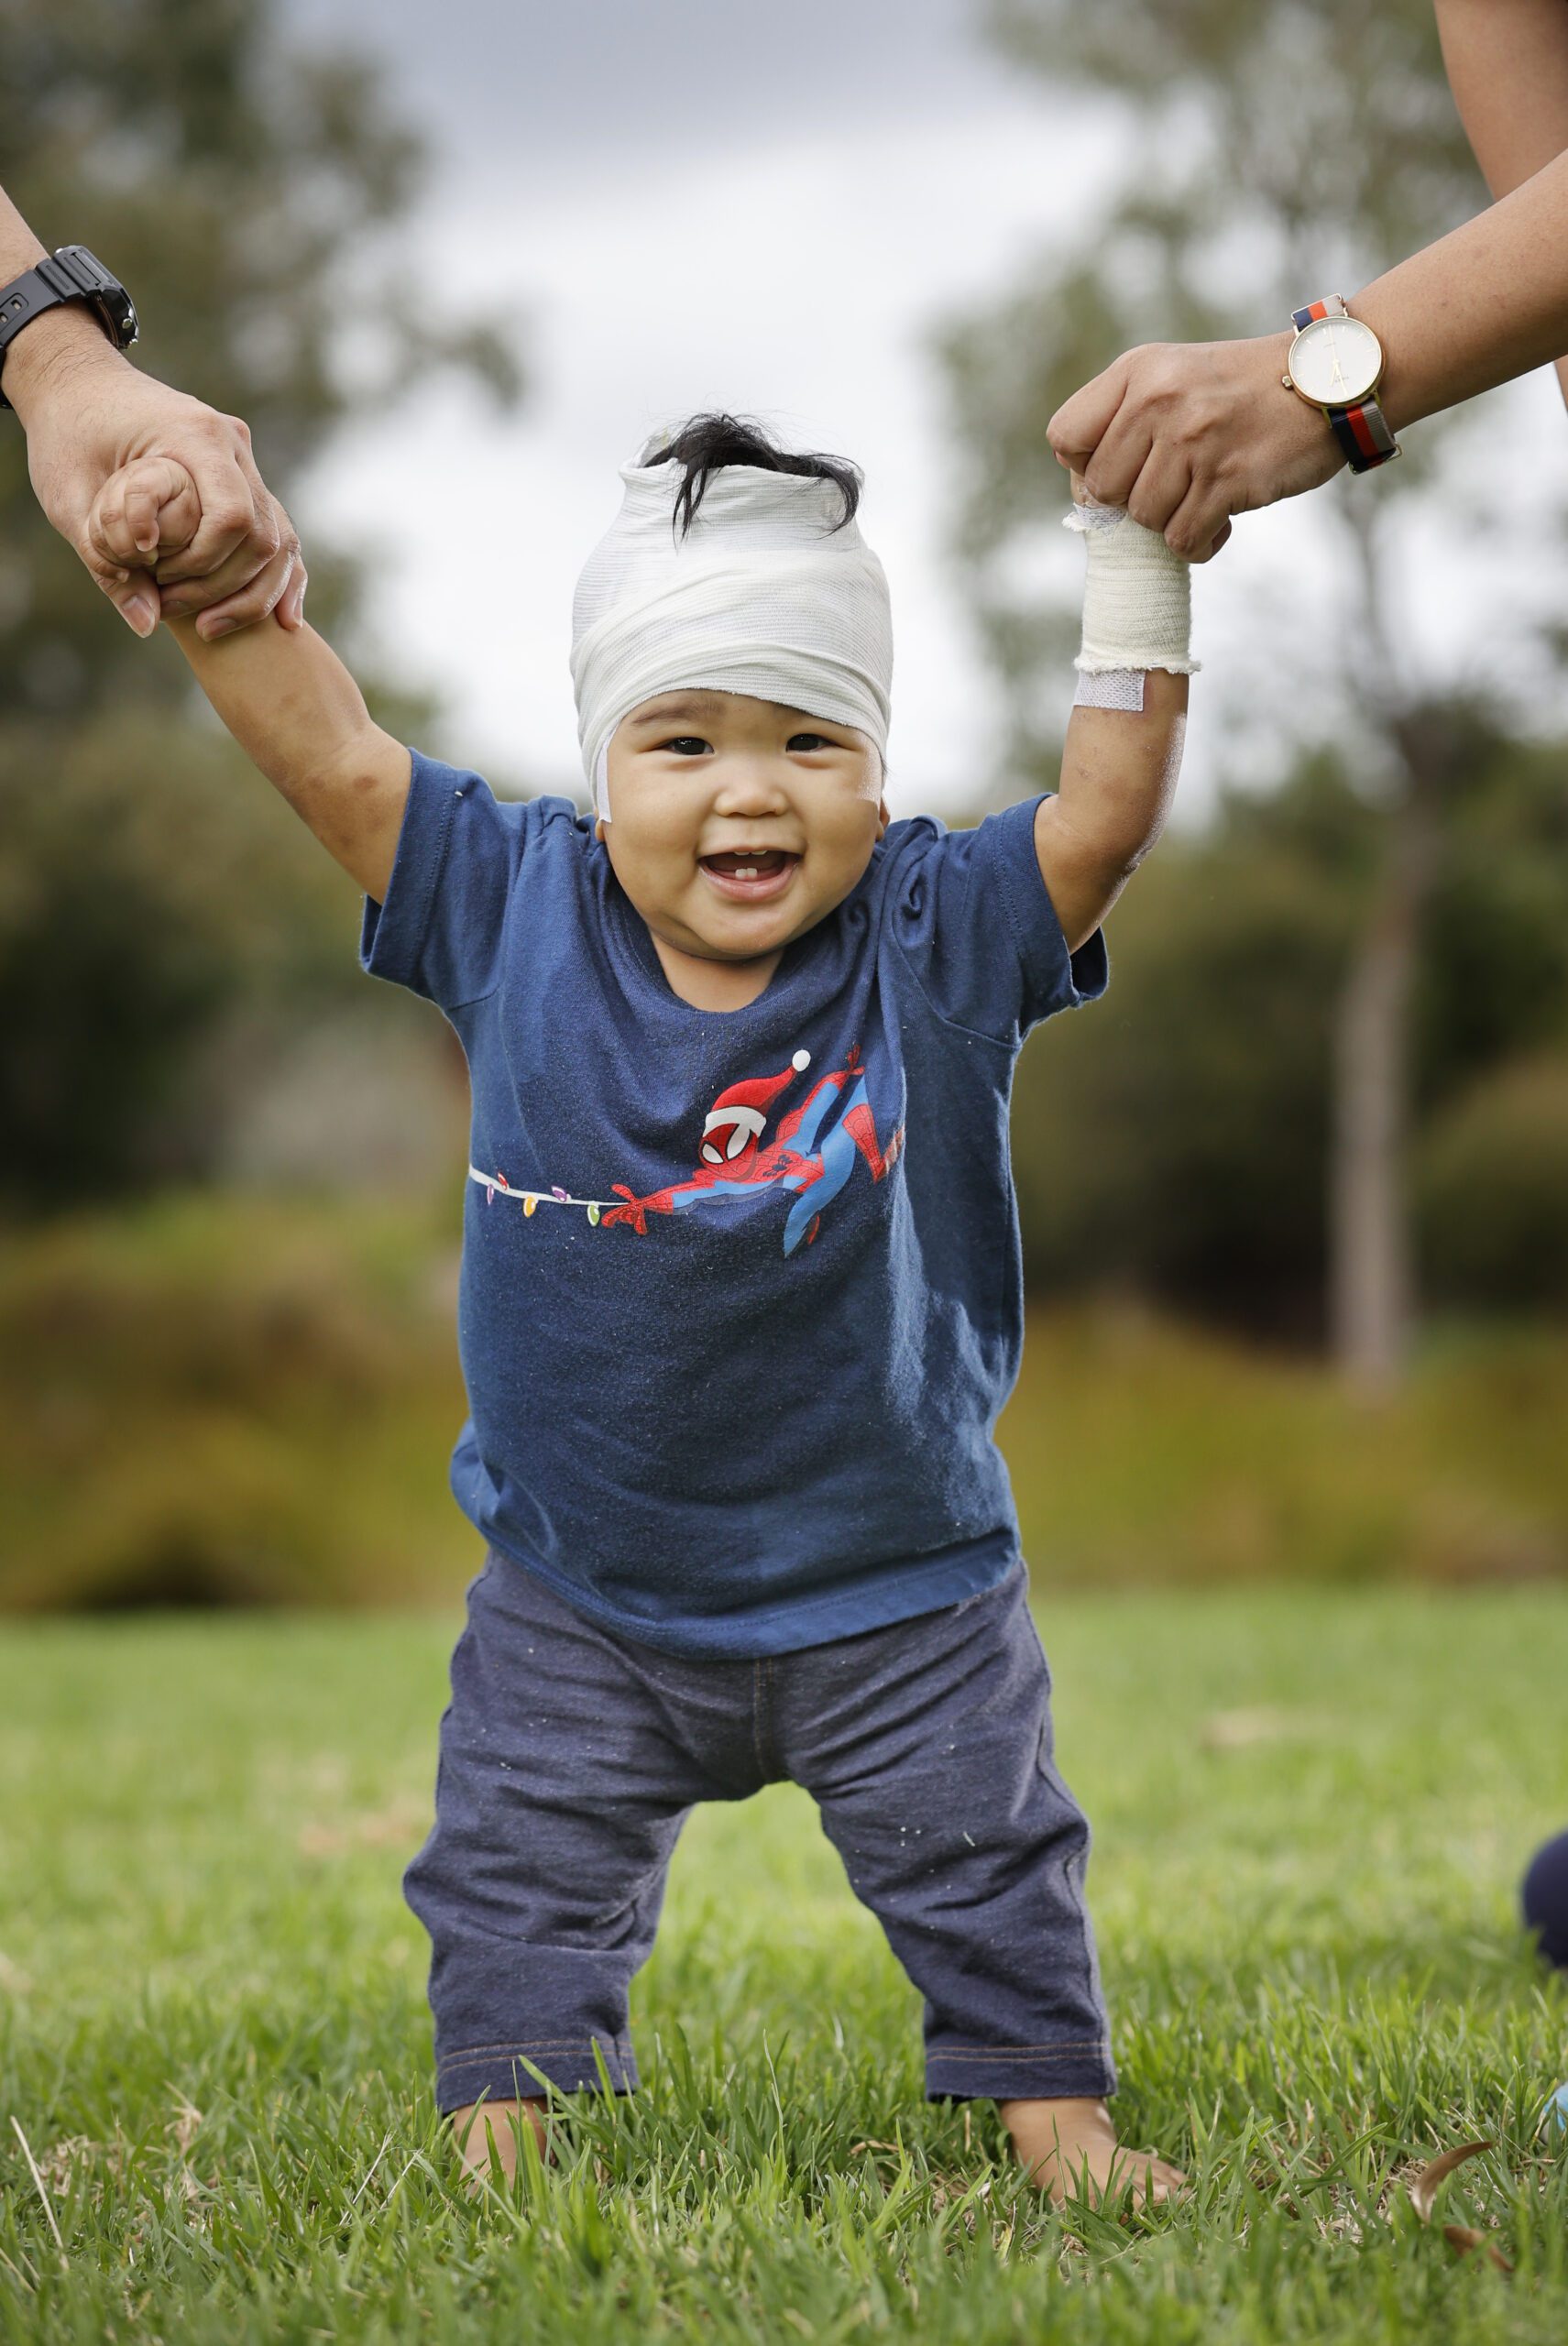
359, 749, 528, 1011
887, 794, 1109, 1046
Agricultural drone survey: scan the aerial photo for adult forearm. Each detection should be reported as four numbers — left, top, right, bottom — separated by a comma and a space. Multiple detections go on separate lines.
1355, 145, 1568, 430
1429, 0, 1568, 411
0, 182, 130, 424
0, 184, 47, 276
1434, 0, 1568, 197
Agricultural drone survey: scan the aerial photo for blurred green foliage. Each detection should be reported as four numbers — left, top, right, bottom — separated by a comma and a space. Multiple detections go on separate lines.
1005, 1308, 1568, 1586
0, 709, 367, 1202
1014, 717, 1568, 1332
1418, 1057, 1568, 1311
0, 1193, 475, 1609
0, 0, 521, 1211
3, 1193, 1566, 1612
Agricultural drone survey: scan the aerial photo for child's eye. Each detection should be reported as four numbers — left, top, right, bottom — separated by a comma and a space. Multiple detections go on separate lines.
787, 733, 834, 753
659, 736, 711, 756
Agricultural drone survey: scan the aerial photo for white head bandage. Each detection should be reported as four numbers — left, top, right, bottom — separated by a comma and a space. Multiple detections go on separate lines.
571, 450, 894, 820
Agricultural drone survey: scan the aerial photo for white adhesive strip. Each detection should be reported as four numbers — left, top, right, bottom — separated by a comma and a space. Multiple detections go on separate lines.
1073, 667, 1146, 712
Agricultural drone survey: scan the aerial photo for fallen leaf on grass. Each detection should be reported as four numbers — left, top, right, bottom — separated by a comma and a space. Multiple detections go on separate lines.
1442, 2222, 1513, 2273
1409, 2138, 1493, 2225
1408, 2139, 1511, 2273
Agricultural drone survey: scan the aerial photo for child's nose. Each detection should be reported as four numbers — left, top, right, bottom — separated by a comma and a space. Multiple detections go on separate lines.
711, 754, 788, 812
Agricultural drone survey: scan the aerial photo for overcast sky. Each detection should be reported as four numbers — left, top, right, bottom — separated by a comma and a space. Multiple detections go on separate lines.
281, 0, 1033, 168
280, 0, 1568, 815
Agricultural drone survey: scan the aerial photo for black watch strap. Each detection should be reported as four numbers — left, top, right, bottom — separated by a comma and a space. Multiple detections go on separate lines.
0, 245, 138, 411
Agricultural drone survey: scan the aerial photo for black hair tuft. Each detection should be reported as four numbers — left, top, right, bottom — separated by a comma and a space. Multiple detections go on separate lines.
641, 412, 861, 538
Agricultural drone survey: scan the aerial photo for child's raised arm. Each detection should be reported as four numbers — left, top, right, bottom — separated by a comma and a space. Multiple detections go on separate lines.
1031, 490, 1193, 950
91, 456, 410, 899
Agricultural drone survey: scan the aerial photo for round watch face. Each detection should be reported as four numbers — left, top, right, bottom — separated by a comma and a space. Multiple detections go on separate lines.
1288, 312, 1382, 406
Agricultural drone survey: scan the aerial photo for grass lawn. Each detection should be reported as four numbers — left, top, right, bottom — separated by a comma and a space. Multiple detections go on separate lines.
2, 1587, 1566, 2342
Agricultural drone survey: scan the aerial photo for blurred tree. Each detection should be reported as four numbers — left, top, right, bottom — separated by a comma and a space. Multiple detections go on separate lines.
1011, 716, 1568, 1334
942, 0, 1540, 1387
1417, 1055, 1568, 1312
0, 0, 522, 1208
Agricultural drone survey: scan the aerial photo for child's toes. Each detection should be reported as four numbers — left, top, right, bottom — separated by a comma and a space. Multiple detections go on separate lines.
1054, 2144, 1187, 2210
1140, 2152, 1189, 2204
1099, 2148, 1187, 2208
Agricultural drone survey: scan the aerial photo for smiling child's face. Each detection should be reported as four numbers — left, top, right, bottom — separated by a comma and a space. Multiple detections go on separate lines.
595, 689, 888, 970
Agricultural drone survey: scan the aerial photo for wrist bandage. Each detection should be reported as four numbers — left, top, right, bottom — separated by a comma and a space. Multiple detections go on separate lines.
1065, 499, 1198, 712
572, 451, 894, 820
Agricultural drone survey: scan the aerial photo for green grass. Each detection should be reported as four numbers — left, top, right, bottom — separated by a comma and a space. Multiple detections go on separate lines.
3, 1591, 1567, 2341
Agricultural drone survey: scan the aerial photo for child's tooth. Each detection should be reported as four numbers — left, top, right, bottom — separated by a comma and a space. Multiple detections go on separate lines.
736, 865, 756, 878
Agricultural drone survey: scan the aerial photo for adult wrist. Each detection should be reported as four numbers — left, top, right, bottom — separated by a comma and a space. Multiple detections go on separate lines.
1344, 288, 1420, 432
1, 300, 127, 428
1280, 297, 1400, 471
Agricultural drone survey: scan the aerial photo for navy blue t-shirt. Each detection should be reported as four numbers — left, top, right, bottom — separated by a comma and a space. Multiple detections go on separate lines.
361, 751, 1106, 1657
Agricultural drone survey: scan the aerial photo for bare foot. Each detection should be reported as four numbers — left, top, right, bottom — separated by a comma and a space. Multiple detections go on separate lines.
1000, 2096, 1186, 2208
449, 2095, 549, 2189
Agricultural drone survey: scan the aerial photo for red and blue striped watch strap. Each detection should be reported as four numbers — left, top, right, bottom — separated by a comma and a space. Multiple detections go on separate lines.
1289, 301, 1398, 474
1327, 400, 1398, 471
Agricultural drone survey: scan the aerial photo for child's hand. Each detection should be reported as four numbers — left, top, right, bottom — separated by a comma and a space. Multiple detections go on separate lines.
86, 457, 205, 622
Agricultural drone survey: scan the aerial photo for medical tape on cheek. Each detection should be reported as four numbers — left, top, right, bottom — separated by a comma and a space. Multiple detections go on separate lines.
1066, 499, 1198, 713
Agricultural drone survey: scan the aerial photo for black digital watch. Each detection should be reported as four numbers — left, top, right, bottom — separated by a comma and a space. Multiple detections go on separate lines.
0, 245, 138, 411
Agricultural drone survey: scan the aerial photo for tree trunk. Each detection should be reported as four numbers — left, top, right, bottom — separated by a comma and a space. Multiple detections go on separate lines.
1330, 799, 1420, 1395
1328, 505, 1440, 1398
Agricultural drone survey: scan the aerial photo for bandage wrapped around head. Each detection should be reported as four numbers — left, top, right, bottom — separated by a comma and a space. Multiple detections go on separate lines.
571, 445, 894, 819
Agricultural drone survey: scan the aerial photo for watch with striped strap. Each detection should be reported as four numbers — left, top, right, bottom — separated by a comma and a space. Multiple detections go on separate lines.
1283, 295, 1399, 473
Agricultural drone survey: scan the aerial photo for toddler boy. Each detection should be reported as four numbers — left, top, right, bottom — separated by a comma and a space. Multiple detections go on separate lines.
88, 414, 1195, 2202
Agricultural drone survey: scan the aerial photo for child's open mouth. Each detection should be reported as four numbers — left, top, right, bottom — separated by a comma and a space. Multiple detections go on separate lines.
699, 848, 800, 903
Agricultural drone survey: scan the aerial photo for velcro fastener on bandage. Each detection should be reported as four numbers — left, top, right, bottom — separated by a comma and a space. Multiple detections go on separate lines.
1065, 499, 1198, 678
1073, 667, 1148, 713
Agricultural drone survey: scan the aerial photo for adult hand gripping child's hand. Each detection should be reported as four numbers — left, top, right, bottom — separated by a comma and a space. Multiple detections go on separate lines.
20, 354, 305, 637
87, 452, 305, 625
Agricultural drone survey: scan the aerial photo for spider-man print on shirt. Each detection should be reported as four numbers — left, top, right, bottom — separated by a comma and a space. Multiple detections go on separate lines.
602, 1044, 905, 1255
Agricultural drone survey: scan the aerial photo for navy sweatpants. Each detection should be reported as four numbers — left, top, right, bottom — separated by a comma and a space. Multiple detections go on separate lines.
406, 1553, 1115, 2111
